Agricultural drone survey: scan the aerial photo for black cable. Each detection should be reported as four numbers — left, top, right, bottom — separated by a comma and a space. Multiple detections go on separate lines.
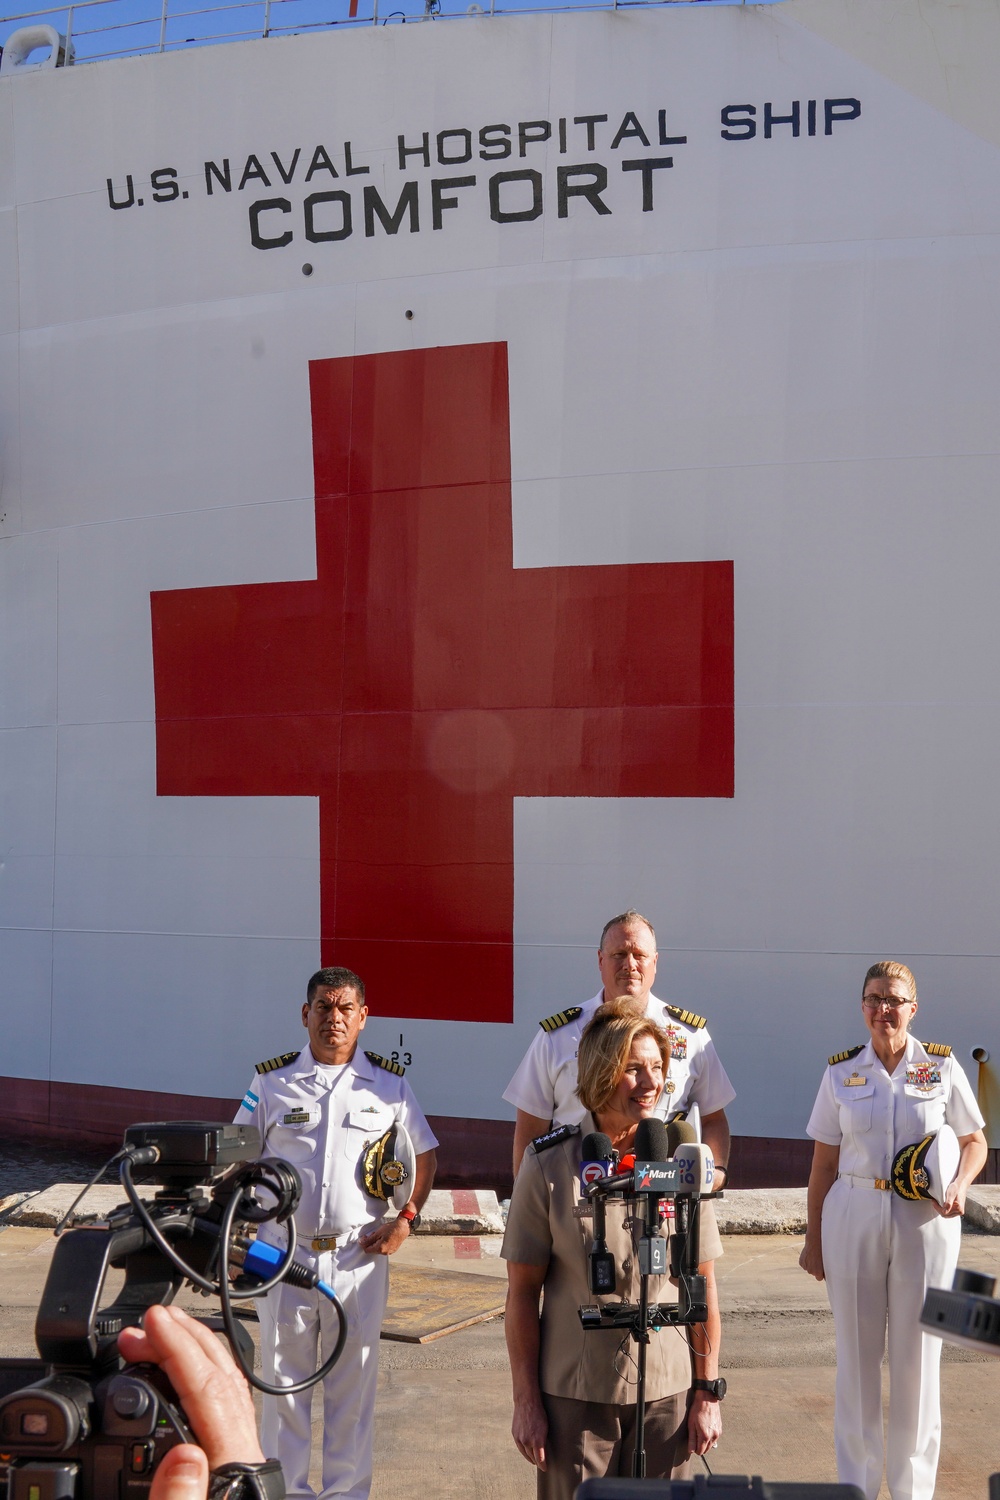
216, 1185, 348, 1396
55, 1147, 128, 1235
119, 1155, 301, 1299
119, 1155, 218, 1295
117, 1151, 347, 1395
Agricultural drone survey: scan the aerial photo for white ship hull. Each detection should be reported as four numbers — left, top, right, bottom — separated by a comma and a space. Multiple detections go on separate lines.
2, 0, 999, 1183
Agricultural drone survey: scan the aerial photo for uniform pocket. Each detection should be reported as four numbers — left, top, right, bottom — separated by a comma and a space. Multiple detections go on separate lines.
343, 1109, 394, 1158
903, 1084, 945, 1104
268, 1121, 320, 1164
901, 1084, 946, 1137
835, 1083, 875, 1133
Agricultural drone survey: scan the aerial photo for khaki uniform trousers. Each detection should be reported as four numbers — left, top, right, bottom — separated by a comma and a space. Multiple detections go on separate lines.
537, 1390, 692, 1500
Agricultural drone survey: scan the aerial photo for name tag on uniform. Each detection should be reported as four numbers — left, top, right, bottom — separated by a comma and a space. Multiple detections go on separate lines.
282, 1109, 312, 1125
843, 1071, 867, 1086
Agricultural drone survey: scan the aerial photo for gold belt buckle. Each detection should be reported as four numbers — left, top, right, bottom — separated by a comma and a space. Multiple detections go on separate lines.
874, 1179, 890, 1191
311, 1235, 337, 1253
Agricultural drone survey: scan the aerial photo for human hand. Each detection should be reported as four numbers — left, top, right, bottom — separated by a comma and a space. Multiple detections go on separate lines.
118, 1304, 265, 1471
511, 1394, 548, 1470
148, 1444, 210, 1500
359, 1216, 410, 1256
937, 1179, 967, 1218
798, 1238, 825, 1281
687, 1390, 722, 1456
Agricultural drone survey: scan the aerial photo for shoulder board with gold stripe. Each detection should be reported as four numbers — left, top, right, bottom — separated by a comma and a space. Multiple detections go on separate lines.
924, 1042, 952, 1058
255, 1051, 299, 1074
828, 1045, 864, 1066
664, 1004, 707, 1031
539, 1007, 583, 1033
366, 1049, 405, 1076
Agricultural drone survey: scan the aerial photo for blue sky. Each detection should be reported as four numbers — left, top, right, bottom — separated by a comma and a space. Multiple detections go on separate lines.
0, 0, 770, 66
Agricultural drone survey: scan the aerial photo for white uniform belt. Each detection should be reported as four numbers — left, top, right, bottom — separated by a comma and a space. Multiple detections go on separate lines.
838, 1171, 891, 1191
267, 1226, 363, 1253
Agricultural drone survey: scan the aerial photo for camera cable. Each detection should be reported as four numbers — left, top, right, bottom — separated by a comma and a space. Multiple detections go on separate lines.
117, 1150, 348, 1394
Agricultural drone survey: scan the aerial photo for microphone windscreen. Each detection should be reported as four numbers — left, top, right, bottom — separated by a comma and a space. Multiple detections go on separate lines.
634, 1117, 671, 1161
674, 1140, 715, 1195
581, 1132, 615, 1162
666, 1118, 699, 1156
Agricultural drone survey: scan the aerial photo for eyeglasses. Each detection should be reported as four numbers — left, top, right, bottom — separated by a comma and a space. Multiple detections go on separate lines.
863, 998, 912, 1013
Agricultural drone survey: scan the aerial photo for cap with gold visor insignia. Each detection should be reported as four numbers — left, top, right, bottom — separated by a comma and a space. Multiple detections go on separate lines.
361, 1121, 416, 1210
891, 1124, 960, 1206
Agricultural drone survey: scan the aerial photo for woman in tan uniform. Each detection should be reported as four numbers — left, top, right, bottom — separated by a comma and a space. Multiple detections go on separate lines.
502, 1007, 723, 1500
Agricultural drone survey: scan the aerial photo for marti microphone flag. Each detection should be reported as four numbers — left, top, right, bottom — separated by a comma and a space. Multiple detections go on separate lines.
631, 1118, 675, 1195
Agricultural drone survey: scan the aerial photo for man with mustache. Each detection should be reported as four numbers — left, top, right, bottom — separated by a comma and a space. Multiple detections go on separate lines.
235, 967, 437, 1500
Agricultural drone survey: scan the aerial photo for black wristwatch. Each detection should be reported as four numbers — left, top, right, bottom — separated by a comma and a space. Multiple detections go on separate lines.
209, 1460, 286, 1500
692, 1378, 727, 1401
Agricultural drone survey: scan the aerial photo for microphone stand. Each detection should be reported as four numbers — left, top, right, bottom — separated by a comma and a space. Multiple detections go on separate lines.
630, 1186, 663, 1478
578, 1170, 708, 1481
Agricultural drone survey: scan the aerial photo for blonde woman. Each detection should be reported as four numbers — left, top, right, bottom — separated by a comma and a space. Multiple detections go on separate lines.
801, 961, 987, 1500
502, 1006, 723, 1500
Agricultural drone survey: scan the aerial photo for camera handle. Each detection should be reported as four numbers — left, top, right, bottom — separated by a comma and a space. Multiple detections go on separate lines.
37, 1216, 193, 1368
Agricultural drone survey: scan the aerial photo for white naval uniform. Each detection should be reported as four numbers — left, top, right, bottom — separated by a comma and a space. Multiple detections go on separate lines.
806, 1036, 984, 1500
502, 990, 735, 1133
234, 1046, 438, 1500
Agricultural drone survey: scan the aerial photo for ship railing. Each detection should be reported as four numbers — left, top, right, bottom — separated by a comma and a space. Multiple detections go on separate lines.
0, 0, 781, 67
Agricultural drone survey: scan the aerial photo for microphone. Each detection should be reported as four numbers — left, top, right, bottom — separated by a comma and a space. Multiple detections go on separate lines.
665, 1117, 695, 1155
633, 1118, 671, 1275
632, 1118, 673, 1195
674, 1143, 715, 1198
635, 1117, 672, 1161
581, 1132, 618, 1296
580, 1131, 616, 1192
668, 1117, 707, 1289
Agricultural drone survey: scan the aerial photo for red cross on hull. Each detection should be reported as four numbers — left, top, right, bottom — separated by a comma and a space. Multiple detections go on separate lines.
151, 342, 733, 1024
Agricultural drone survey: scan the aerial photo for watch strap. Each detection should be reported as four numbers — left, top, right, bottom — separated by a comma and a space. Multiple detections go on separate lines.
692, 1378, 726, 1400
209, 1459, 285, 1500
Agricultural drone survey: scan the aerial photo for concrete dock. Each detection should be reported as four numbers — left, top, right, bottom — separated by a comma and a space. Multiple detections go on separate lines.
2, 1211, 1000, 1500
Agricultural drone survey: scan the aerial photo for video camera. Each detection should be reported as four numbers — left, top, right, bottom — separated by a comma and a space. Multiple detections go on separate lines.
0, 1121, 346, 1500
921, 1266, 1000, 1356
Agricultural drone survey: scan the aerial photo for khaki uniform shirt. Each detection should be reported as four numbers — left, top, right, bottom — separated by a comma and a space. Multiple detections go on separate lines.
501, 1116, 723, 1405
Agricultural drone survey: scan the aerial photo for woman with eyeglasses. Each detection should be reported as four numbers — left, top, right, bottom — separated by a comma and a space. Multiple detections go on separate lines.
799, 961, 987, 1500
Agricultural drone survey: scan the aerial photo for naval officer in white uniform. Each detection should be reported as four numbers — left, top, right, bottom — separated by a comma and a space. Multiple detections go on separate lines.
503, 909, 735, 1176
800, 960, 987, 1500
235, 967, 438, 1500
